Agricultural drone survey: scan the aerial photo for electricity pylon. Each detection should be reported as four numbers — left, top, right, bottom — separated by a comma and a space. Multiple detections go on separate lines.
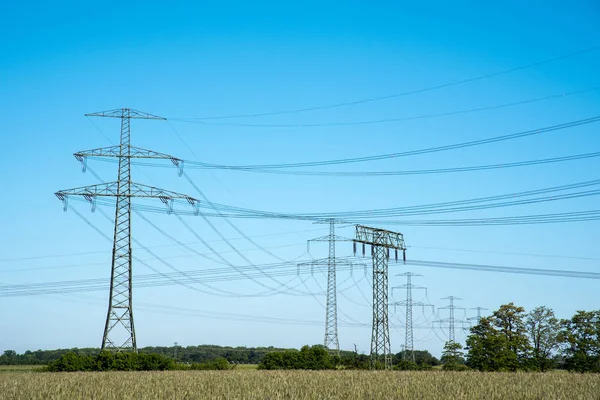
391, 272, 431, 362
353, 225, 406, 370
55, 108, 198, 352
436, 296, 467, 343
468, 307, 488, 326
299, 219, 357, 355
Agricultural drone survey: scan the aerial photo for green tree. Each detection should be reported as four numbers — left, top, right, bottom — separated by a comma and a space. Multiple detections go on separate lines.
47, 352, 95, 372
258, 345, 335, 370
394, 360, 419, 370
526, 306, 560, 371
559, 310, 600, 372
466, 303, 531, 371
393, 350, 440, 366
441, 341, 467, 370
491, 303, 531, 370
466, 316, 512, 371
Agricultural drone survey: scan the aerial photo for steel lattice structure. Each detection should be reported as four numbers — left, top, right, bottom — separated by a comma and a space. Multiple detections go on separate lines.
353, 225, 406, 370
468, 306, 488, 326
391, 272, 431, 362
299, 219, 361, 355
437, 296, 466, 343
55, 108, 198, 352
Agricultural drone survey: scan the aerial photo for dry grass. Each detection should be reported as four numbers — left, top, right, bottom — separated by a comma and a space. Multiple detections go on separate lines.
1, 370, 599, 399
0, 365, 43, 372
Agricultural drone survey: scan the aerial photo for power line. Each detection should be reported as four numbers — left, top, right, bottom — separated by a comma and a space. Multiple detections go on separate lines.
69, 176, 600, 223
374, 209, 600, 226
72, 194, 600, 226
170, 46, 599, 120
165, 120, 320, 296
95, 206, 316, 298
5, 256, 600, 298
408, 245, 600, 262
173, 116, 600, 169
90, 150, 600, 177
172, 87, 598, 127
84, 161, 316, 298
404, 259, 600, 280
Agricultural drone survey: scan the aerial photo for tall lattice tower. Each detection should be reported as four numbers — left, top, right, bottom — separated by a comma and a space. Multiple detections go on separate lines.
437, 296, 466, 343
468, 307, 488, 326
55, 108, 198, 352
353, 225, 406, 370
391, 272, 431, 362
300, 219, 358, 354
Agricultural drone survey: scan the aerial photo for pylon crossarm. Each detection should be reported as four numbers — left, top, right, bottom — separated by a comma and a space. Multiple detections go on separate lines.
309, 234, 353, 243
56, 182, 199, 201
85, 108, 166, 120
75, 145, 181, 161
55, 182, 200, 214
354, 225, 406, 250
297, 258, 363, 266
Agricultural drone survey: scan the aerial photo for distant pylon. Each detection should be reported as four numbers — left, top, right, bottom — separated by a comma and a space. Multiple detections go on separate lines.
299, 219, 358, 355
437, 296, 466, 342
468, 307, 488, 325
391, 272, 431, 362
324, 220, 338, 353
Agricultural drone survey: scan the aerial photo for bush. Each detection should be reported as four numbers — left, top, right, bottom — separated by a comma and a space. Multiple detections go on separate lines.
394, 360, 420, 371
189, 357, 233, 370
417, 362, 433, 371
47, 351, 175, 372
258, 345, 336, 370
47, 352, 94, 372
442, 363, 470, 371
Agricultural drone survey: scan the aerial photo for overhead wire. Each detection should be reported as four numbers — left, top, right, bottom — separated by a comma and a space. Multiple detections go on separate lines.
166, 116, 600, 169
172, 87, 599, 127
89, 163, 321, 297
163, 120, 319, 295
86, 164, 315, 298
68, 176, 600, 222
6, 256, 600, 298
170, 46, 599, 120
89, 150, 600, 177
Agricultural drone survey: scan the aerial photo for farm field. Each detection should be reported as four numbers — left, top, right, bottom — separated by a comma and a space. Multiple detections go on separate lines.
1, 370, 599, 400
0, 365, 43, 372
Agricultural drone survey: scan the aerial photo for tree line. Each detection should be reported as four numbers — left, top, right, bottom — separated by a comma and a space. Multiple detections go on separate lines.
0, 345, 304, 366
46, 351, 235, 372
452, 303, 600, 372
3, 303, 597, 372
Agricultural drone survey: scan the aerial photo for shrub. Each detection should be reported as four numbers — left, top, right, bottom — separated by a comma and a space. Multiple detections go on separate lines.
47, 352, 175, 372
394, 360, 420, 371
189, 357, 233, 370
258, 345, 336, 370
442, 363, 470, 371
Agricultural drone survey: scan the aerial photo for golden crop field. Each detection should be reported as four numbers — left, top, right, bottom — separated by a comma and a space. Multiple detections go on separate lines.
1, 370, 599, 399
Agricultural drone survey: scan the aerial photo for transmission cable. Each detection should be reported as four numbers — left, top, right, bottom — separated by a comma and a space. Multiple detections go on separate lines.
180, 116, 600, 169
172, 87, 598, 127
90, 150, 600, 177
170, 46, 599, 120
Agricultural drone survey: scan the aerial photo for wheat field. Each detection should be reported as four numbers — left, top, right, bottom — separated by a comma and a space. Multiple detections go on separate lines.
2, 370, 599, 399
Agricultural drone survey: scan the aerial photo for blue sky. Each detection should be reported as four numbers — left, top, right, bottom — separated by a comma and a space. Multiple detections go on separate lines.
1, 1, 599, 357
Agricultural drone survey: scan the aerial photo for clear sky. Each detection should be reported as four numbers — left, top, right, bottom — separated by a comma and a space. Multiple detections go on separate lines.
1, 1, 599, 357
